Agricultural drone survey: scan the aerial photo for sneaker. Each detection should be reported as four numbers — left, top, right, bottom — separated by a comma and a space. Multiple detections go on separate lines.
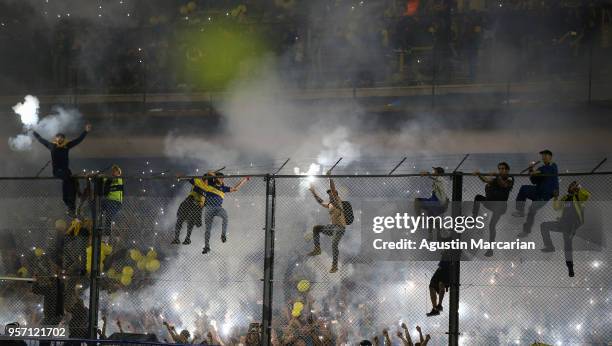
307, 248, 321, 256
436, 304, 443, 312
221, 234, 227, 243
426, 308, 440, 317
182, 238, 191, 245
516, 231, 530, 238
568, 268, 575, 277
202, 246, 210, 254
540, 246, 555, 253
171, 238, 180, 245
484, 249, 494, 257
329, 266, 338, 273
511, 211, 525, 218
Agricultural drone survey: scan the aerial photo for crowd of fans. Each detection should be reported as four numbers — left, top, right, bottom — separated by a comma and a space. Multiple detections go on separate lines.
1, 0, 611, 93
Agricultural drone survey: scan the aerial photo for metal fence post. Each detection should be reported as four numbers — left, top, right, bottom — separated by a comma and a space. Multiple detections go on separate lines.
87, 177, 103, 339
448, 172, 463, 346
262, 175, 276, 346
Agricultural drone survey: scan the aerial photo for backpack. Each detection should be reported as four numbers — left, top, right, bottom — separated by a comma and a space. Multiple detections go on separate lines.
342, 201, 354, 225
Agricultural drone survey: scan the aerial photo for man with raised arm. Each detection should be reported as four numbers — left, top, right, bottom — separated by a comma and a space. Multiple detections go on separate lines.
397, 323, 431, 346
33, 124, 91, 218
512, 149, 559, 238
201, 172, 250, 254
307, 174, 347, 273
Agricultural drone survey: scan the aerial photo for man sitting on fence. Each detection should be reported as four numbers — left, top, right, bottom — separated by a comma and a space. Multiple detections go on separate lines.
473, 162, 514, 257
415, 167, 449, 216
415, 167, 449, 240
307, 174, 347, 273
512, 150, 559, 238
540, 181, 590, 277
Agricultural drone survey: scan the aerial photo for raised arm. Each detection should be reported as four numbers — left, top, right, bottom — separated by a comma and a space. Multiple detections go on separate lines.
382, 329, 391, 345
32, 131, 53, 149
230, 177, 250, 192
396, 331, 411, 346
97, 315, 107, 339
329, 177, 337, 194
401, 323, 413, 346
162, 321, 179, 343
67, 130, 88, 149
309, 184, 329, 208
328, 178, 344, 209
116, 319, 124, 334
66, 124, 91, 149
416, 326, 425, 344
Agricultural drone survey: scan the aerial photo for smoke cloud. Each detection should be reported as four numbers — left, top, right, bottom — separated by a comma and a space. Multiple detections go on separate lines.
8, 95, 83, 151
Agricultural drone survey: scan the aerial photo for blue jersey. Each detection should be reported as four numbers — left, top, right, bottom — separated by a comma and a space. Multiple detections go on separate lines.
530, 163, 559, 199
203, 183, 231, 207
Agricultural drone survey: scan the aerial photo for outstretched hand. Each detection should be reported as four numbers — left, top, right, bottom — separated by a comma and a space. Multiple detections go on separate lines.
85, 124, 92, 132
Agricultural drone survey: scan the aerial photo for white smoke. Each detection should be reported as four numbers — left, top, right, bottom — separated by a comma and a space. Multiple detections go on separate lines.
12, 94, 39, 127
163, 60, 363, 176
8, 134, 34, 151
35, 107, 82, 138
317, 126, 360, 166
8, 95, 83, 151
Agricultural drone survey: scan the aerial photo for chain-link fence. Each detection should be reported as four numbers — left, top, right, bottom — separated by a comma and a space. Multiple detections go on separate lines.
0, 170, 611, 345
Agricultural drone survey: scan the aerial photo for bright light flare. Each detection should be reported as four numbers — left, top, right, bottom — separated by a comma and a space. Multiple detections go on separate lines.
13, 95, 39, 127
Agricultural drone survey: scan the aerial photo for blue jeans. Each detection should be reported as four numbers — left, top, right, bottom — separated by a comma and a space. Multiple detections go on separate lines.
415, 195, 446, 216
515, 185, 551, 234
204, 206, 228, 247
102, 200, 122, 235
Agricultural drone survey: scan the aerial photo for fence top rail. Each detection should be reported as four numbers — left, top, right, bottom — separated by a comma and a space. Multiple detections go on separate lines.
0, 171, 612, 180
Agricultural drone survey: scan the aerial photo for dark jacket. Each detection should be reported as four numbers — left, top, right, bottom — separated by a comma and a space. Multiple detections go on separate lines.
529, 163, 559, 199
33, 131, 87, 177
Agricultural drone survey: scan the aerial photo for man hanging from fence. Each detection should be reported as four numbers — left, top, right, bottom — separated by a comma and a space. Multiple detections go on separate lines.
307, 174, 353, 273
33, 124, 92, 218
512, 150, 559, 238
172, 173, 209, 245
473, 162, 514, 257
202, 172, 250, 254
102, 165, 124, 239
540, 181, 590, 277
426, 257, 451, 317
